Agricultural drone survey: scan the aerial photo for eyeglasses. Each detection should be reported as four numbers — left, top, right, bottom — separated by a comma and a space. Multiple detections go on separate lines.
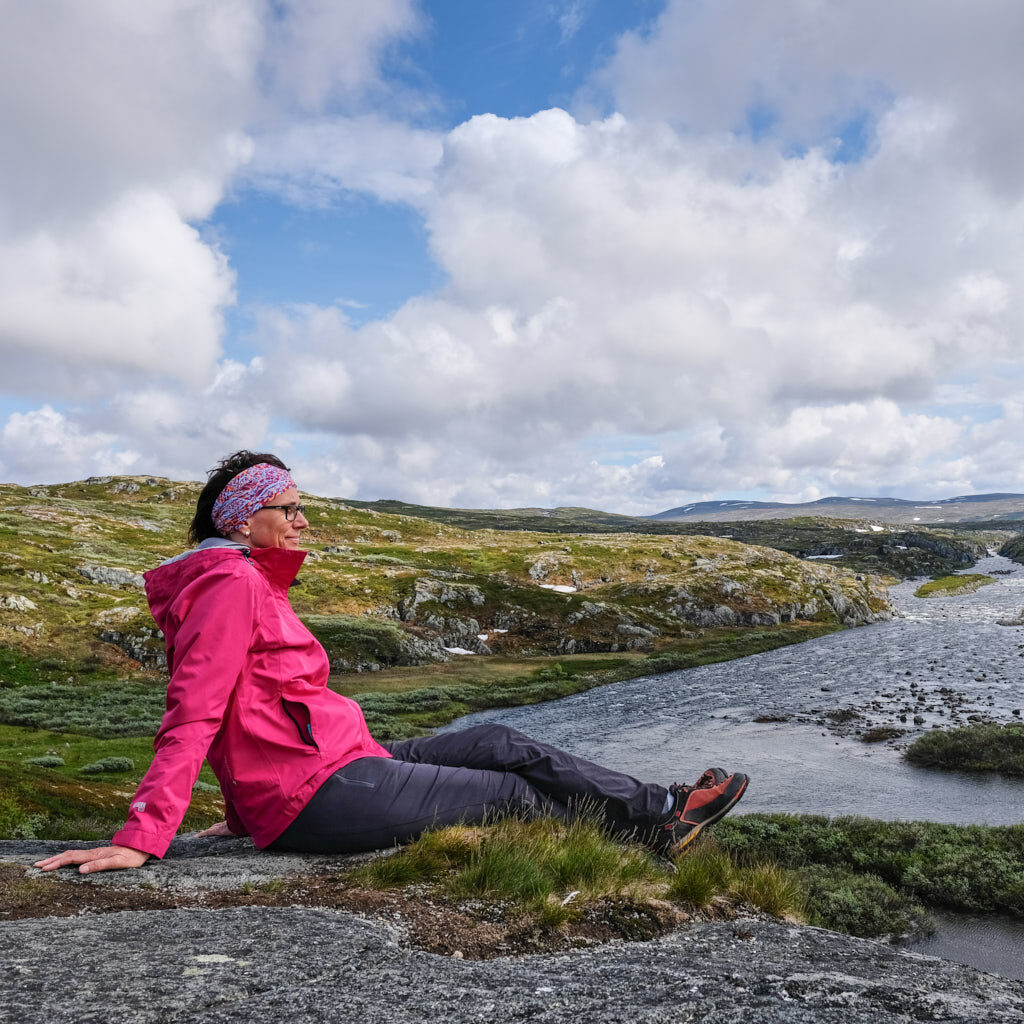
260, 503, 306, 521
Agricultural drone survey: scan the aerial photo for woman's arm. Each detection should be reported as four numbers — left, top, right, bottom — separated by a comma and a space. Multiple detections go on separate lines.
111, 563, 261, 858
40, 563, 261, 872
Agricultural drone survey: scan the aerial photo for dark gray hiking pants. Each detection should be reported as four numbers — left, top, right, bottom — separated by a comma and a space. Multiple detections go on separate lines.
269, 723, 669, 854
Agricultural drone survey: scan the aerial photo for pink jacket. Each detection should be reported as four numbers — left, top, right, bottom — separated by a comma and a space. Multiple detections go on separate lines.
112, 542, 390, 857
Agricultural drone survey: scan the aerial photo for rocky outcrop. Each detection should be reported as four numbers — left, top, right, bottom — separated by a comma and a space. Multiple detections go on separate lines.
98, 626, 167, 668
2, 838, 1022, 1024
77, 565, 145, 590
398, 577, 492, 650
302, 614, 450, 673
999, 533, 1024, 565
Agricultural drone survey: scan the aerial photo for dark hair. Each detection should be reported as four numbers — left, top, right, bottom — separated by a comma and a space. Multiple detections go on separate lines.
188, 450, 291, 545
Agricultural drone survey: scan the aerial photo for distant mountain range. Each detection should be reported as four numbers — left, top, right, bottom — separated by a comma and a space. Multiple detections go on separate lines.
650, 493, 1024, 525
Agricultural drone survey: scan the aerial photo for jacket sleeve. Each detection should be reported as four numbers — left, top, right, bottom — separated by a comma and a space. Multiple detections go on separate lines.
222, 788, 249, 837
112, 564, 260, 858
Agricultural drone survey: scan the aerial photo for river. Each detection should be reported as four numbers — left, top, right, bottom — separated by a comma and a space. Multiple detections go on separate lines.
443, 553, 1024, 979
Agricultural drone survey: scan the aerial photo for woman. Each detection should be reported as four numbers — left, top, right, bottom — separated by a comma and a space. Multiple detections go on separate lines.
36, 451, 748, 875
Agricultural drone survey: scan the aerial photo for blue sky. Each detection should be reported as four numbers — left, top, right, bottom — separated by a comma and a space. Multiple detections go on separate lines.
2, 1, 1023, 513
209, 2, 663, 323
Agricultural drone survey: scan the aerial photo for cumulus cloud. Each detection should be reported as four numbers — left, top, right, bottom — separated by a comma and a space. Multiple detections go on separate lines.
4, 0, 1024, 510
0, 0, 423, 397
231, 103, 1021, 503
0, 406, 140, 483
600, 0, 1024, 192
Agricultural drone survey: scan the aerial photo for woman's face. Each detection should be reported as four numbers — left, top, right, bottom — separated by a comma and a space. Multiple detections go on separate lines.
242, 487, 309, 549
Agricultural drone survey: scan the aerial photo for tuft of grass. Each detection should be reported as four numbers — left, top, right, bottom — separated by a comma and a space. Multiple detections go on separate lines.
357, 816, 808, 939
905, 722, 1024, 776
356, 815, 663, 917
731, 862, 806, 919
667, 841, 805, 921
667, 844, 735, 908
914, 574, 995, 598
358, 826, 480, 887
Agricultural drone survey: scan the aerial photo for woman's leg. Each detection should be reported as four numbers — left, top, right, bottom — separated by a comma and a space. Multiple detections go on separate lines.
383, 723, 669, 837
269, 754, 556, 854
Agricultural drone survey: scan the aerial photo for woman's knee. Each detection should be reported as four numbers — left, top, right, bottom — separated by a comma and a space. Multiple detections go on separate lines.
461, 722, 528, 747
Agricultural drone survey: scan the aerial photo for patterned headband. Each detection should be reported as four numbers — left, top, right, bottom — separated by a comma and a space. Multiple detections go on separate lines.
211, 463, 297, 535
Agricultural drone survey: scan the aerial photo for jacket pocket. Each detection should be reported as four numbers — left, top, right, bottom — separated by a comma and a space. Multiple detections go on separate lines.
281, 698, 319, 750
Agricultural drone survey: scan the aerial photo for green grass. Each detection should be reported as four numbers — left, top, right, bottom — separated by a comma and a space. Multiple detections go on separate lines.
0, 760, 222, 840
905, 723, 1024, 775
354, 816, 801, 931
914, 574, 996, 598
666, 841, 805, 919
356, 816, 662, 916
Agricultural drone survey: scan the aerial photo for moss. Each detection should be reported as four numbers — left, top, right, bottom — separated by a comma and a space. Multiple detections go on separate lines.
0, 759, 222, 839
914, 574, 996, 598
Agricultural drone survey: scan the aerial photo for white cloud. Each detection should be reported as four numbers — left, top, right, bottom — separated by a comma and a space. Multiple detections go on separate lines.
0, 191, 234, 390
4, 1, 1024, 510
0, 0, 424, 396
599, 0, 1024, 193
261, 0, 421, 113
245, 116, 442, 205
0, 406, 140, 483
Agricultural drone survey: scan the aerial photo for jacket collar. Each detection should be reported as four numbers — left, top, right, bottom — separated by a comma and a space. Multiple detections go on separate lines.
157, 537, 306, 588
246, 545, 307, 589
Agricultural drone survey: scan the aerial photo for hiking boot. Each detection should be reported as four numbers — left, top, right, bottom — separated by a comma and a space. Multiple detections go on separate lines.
652, 768, 749, 856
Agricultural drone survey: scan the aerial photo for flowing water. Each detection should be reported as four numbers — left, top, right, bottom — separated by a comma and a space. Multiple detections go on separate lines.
443, 553, 1024, 979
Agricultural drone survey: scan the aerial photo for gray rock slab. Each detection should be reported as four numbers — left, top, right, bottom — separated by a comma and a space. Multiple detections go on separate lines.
2, 837, 388, 890
5, 839, 1024, 1022
3, 908, 1024, 1024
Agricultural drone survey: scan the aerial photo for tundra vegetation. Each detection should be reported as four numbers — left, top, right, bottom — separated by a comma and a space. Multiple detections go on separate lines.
1, 476, 1021, 949
913, 574, 997, 598
905, 723, 1024, 775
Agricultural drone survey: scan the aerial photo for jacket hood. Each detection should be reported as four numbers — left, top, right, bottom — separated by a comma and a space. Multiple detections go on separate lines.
144, 540, 307, 631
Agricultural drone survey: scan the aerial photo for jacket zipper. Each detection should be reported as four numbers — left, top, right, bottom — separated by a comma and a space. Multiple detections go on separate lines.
281, 699, 318, 750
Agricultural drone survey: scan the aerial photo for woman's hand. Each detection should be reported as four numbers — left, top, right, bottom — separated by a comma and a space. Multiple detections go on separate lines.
34, 845, 150, 874
193, 820, 239, 838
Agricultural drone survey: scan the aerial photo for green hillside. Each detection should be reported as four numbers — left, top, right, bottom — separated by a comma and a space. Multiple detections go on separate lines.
0, 474, 894, 839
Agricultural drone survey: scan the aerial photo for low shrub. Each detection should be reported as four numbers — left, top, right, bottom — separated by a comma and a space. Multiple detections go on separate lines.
80, 756, 134, 774
22, 754, 65, 768
905, 723, 1024, 776
802, 866, 931, 939
0, 682, 165, 737
715, 813, 1024, 918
